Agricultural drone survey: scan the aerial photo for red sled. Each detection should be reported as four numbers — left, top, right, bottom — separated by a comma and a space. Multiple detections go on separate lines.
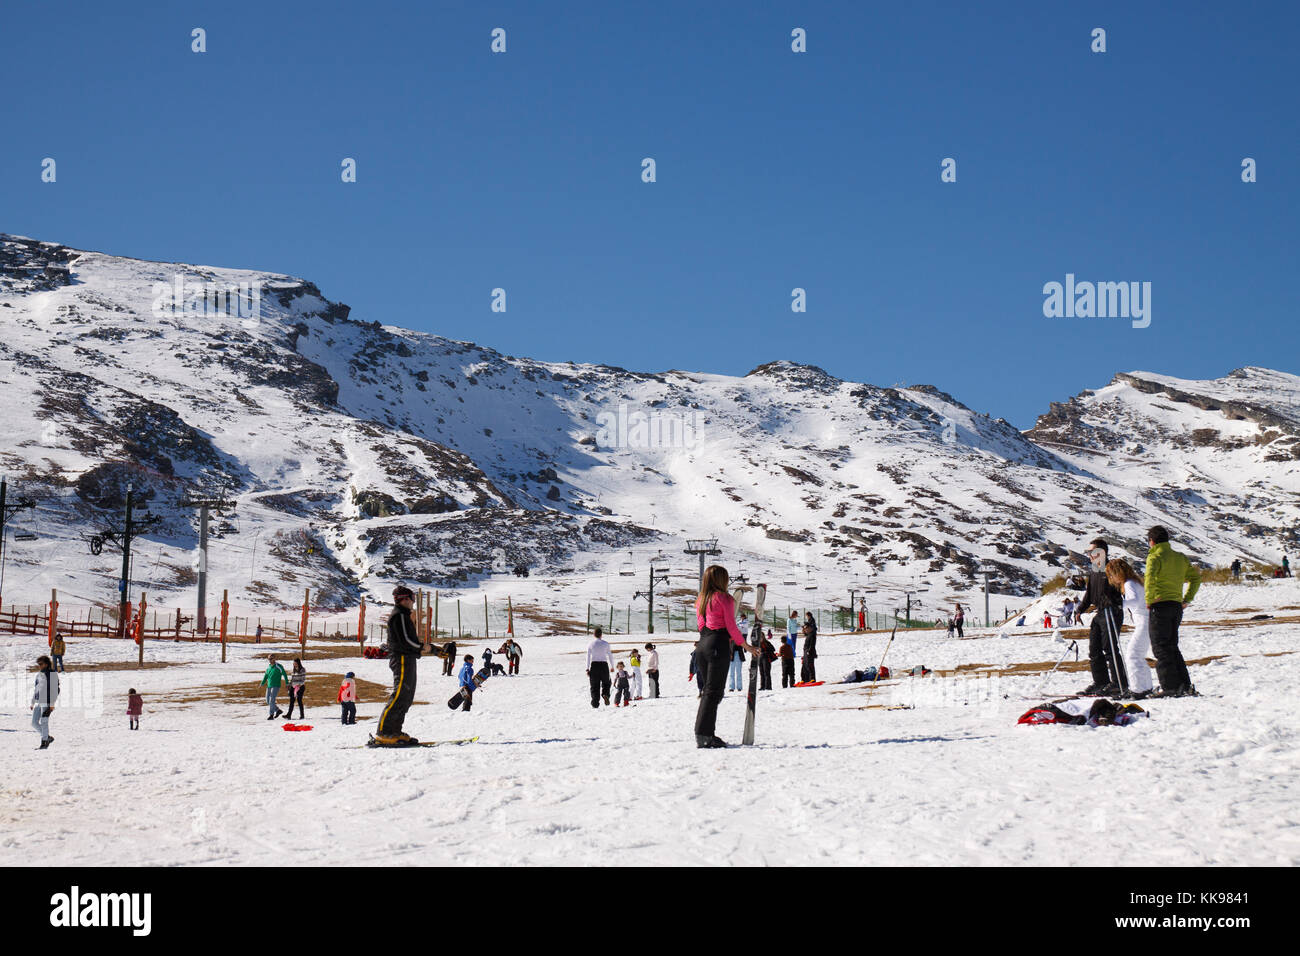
282, 723, 313, 732
793, 680, 825, 687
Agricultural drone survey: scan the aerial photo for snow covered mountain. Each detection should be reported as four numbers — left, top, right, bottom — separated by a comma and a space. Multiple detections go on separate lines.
2, 234, 1296, 616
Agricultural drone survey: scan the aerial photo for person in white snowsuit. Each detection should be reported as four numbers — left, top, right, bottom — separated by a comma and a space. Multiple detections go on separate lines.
32, 655, 60, 749
1106, 559, 1154, 696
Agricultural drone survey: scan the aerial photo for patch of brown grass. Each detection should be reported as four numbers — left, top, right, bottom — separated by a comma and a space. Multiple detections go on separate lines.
157, 673, 392, 711
35, 661, 186, 673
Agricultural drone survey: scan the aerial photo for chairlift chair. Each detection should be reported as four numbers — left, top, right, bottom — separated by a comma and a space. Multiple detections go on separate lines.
618, 553, 635, 577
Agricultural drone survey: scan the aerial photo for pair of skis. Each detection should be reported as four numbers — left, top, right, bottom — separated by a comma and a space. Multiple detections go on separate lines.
737, 583, 767, 746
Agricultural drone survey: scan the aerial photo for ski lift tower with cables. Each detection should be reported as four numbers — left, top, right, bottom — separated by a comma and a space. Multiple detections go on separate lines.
633, 554, 673, 634
180, 488, 238, 633
684, 538, 721, 588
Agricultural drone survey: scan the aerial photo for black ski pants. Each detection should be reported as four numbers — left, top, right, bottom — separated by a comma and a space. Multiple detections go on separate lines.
1149, 601, 1191, 691
589, 662, 611, 708
693, 628, 732, 738
378, 653, 418, 736
800, 655, 816, 683
781, 658, 795, 687
759, 657, 772, 691
646, 668, 660, 698
340, 702, 356, 724
1087, 607, 1126, 687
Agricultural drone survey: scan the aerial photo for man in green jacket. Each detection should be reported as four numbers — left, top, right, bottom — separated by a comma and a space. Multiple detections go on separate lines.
1144, 526, 1202, 697
258, 655, 288, 719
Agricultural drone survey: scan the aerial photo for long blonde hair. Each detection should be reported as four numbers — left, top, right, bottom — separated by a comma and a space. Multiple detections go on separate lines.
696, 565, 731, 616
1105, 558, 1141, 590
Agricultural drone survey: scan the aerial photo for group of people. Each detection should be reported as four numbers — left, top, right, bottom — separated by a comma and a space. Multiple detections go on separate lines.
1071, 527, 1201, 699
585, 628, 661, 707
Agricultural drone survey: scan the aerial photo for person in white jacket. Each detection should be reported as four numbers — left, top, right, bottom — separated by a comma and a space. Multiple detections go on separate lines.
1106, 559, 1154, 696
644, 643, 660, 698
32, 655, 60, 749
586, 627, 614, 708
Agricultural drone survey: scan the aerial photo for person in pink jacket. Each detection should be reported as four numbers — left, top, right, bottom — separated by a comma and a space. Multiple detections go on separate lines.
693, 565, 760, 749
127, 688, 143, 730
337, 672, 358, 725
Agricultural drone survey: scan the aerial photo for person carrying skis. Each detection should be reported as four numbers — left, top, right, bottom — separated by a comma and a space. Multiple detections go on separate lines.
1074, 538, 1126, 695
644, 643, 660, 698
759, 628, 777, 691
1144, 526, 1201, 697
800, 613, 818, 682
693, 565, 760, 748
455, 654, 477, 712
613, 661, 632, 707
1105, 559, 1153, 697
628, 647, 644, 699
258, 655, 288, 719
375, 585, 424, 746
587, 626, 613, 708
337, 672, 358, 724
32, 655, 58, 749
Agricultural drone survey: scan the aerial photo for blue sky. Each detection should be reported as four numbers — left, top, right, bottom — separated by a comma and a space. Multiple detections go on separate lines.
3, 0, 1296, 427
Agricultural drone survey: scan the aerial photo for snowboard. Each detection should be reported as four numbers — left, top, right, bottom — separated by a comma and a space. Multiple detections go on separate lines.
742, 583, 767, 745
447, 667, 491, 709
362, 734, 479, 749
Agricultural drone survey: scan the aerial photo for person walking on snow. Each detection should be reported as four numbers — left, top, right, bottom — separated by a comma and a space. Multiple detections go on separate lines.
952, 604, 964, 639
286, 658, 307, 719
644, 643, 660, 699
693, 565, 761, 748
337, 672, 358, 725
375, 585, 424, 746
127, 688, 143, 730
613, 661, 632, 706
1074, 538, 1126, 695
51, 634, 66, 672
1144, 526, 1202, 697
587, 626, 613, 708
441, 639, 457, 677
1230, 559, 1242, 580
454, 655, 477, 711
1105, 559, 1154, 697
628, 647, 644, 699
258, 655, 287, 719
32, 655, 58, 749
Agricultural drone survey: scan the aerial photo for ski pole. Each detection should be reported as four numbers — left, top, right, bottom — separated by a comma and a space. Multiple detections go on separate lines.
1036, 634, 1078, 698
863, 625, 898, 707
1104, 607, 1128, 696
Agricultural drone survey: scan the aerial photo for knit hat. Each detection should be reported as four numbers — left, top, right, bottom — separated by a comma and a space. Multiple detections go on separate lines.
345, 671, 354, 678
393, 585, 414, 600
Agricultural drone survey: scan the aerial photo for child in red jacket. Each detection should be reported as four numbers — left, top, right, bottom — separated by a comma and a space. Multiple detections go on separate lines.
337, 672, 357, 725
127, 688, 143, 730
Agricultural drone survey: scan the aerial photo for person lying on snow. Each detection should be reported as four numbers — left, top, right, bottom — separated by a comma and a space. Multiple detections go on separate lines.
1018, 698, 1147, 727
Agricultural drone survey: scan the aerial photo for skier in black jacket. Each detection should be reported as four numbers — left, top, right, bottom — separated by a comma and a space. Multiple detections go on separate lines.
376, 585, 423, 746
1074, 538, 1126, 694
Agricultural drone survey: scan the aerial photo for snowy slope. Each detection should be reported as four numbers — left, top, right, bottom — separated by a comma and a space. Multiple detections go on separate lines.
1, 235, 1296, 628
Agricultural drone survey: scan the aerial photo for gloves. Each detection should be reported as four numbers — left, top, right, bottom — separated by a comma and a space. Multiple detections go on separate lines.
42, 707, 53, 717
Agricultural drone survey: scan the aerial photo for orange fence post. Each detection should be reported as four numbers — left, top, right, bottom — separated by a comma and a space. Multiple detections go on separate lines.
47, 589, 58, 648
299, 589, 310, 653
357, 596, 366, 653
